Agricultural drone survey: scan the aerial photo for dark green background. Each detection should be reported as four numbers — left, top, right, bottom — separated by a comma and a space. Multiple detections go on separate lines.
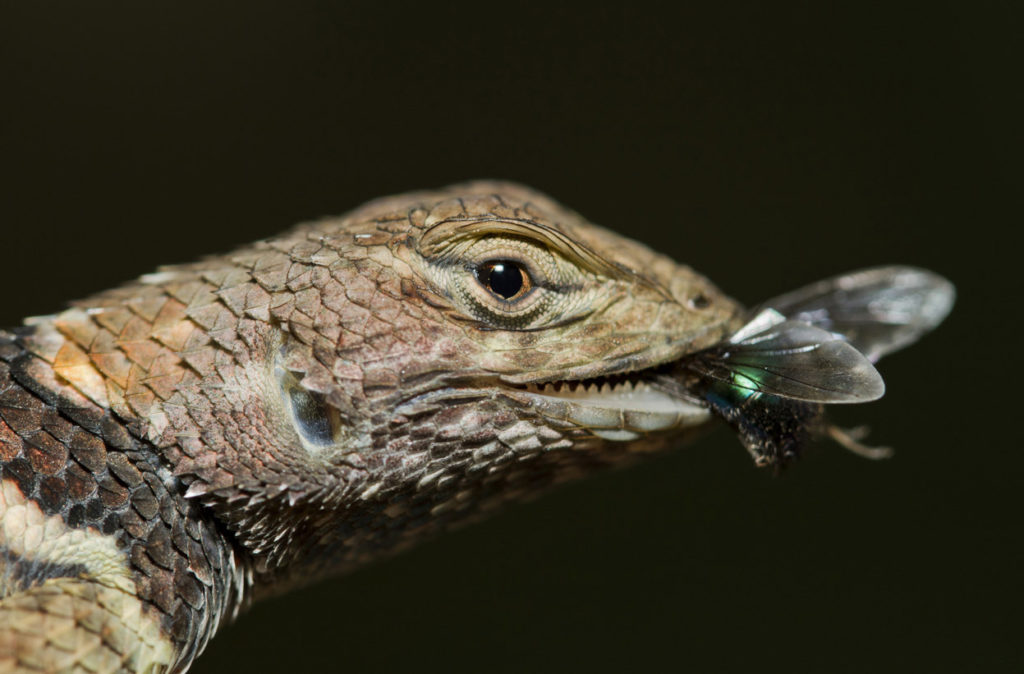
1, 3, 1018, 672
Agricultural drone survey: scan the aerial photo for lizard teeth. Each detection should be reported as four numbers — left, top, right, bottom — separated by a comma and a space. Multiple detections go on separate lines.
522, 380, 709, 437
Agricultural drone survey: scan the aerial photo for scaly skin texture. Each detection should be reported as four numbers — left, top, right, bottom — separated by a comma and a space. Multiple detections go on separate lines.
0, 182, 743, 672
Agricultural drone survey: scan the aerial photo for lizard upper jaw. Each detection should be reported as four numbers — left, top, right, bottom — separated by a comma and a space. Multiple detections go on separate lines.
510, 377, 711, 441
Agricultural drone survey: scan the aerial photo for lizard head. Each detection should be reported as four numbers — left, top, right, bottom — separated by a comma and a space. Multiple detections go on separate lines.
25, 182, 744, 593
246, 182, 743, 588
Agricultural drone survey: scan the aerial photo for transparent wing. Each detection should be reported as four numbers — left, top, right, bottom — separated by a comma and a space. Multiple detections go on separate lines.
684, 310, 885, 403
752, 266, 955, 362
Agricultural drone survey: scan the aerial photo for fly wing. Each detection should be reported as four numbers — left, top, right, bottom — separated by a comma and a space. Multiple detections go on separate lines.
684, 311, 885, 403
752, 266, 955, 362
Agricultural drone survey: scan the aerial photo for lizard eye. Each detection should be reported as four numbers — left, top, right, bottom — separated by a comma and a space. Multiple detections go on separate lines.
475, 259, 532, 301
417, 230, 602, 330
459, 248, 554, 326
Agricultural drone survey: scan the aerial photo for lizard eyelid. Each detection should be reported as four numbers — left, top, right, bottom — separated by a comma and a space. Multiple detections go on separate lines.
419, 217, 623, 279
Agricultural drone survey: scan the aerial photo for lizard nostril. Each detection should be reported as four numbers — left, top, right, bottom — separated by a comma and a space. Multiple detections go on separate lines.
688, 293, 710, 310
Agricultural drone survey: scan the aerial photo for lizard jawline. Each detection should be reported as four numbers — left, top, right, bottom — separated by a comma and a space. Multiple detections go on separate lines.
515, 380, 710, 441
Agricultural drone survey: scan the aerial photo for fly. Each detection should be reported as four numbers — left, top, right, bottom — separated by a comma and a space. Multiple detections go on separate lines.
675, 266, 955, 467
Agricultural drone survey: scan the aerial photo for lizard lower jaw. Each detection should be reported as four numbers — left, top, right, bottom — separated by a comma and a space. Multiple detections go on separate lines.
517, 380, 710, 440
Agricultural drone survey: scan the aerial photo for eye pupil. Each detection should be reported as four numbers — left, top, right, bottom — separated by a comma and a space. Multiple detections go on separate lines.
482, 260, 526, 299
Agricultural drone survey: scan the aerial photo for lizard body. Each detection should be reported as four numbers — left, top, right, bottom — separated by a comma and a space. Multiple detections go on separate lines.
0, 182, 953, 672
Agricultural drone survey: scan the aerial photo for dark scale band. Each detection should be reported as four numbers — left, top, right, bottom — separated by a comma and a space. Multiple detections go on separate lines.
0, 332, 246, 669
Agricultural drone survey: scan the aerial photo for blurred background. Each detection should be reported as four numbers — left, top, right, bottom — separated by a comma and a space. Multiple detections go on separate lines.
1, 3, 1019, 672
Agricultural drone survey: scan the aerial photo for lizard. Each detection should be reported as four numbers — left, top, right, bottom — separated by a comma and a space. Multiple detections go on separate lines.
0, 181, 952, 672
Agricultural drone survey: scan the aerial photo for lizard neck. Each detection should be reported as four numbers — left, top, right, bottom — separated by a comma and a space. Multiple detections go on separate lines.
0, 329, 250, 670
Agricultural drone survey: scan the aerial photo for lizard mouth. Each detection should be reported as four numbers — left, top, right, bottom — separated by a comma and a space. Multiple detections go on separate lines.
508, 372, 710, 441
